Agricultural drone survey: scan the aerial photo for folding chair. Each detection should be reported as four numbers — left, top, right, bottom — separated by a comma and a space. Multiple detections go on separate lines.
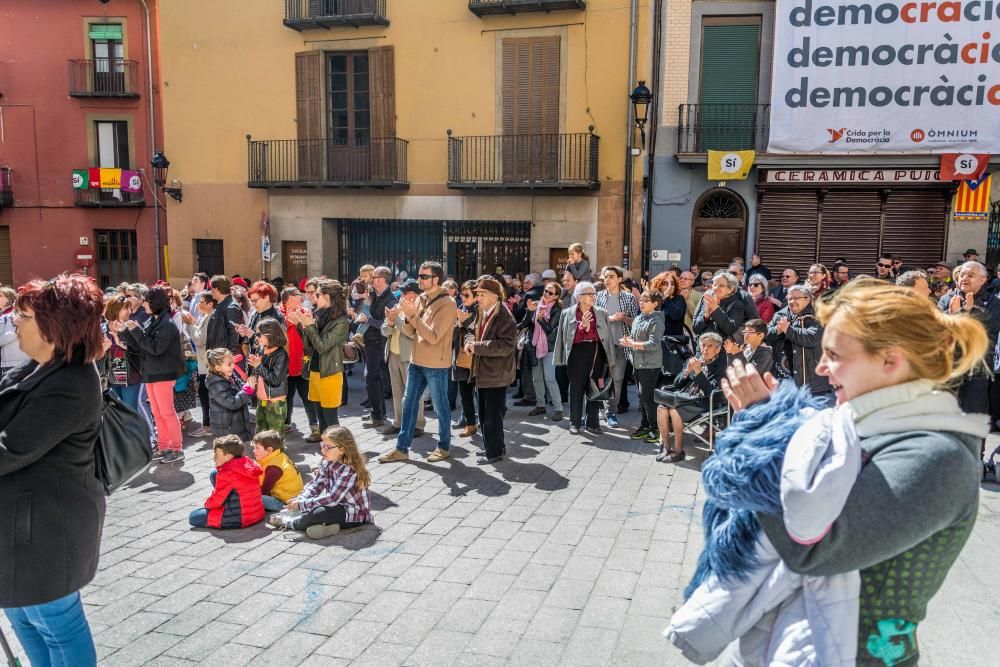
681, 388, 731, 453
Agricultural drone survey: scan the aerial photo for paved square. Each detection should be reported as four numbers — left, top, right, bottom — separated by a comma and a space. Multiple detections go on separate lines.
3, 375, 998, 665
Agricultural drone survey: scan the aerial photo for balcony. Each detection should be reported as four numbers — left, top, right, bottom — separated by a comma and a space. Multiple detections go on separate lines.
247, 137, 409, 188
283, 0, 389, 30
447, 131, 600, 190
74, 189, 145, 207
469, 0, 586, 16
0, 168, 11, 208
676, 104, 770, 154
68, 59, 140, 98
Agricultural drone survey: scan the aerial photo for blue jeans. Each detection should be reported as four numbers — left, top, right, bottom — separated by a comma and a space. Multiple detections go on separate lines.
189, 508, 209, 527
262, 495, 284, 511
4, 591, 96, 667
137, 383, 156, 444
111, 383, 141, 411
396, 364, 451, 452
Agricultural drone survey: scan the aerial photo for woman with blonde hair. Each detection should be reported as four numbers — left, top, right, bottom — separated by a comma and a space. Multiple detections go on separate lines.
671, 278, 989, 666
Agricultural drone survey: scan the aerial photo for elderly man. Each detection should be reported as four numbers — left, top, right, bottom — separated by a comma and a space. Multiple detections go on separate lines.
678, 271, 703, 329
928, 261, 953, 287
938, 261, 1000, 419
378, 261, 457, 464
464, 277, 517, 464
381, 280, 425, 437
768, 268, 799, 309
767, 284, 831, 401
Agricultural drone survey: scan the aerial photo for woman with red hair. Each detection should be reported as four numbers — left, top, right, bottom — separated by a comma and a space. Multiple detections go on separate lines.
0, 274, 105, 666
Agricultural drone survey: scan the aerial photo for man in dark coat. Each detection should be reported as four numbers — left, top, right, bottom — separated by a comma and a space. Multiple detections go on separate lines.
768, 268, 799, 309
207, 274, 244, 355
359, 266, 398, 427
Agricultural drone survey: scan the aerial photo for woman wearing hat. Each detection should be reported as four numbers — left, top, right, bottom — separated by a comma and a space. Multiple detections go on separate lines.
553, 281, 616, 435
463, 277, 517, 464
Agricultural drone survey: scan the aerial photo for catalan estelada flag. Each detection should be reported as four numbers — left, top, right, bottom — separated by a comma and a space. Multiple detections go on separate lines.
954, 175, 992, 221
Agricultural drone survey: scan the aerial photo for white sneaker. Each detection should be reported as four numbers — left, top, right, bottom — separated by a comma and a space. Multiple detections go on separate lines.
306, 524, 341, 540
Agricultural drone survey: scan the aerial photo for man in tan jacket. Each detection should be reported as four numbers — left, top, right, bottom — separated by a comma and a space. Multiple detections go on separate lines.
378, 261, 458, 463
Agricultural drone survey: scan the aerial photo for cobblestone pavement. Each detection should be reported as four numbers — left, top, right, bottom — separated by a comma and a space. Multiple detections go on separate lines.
3, 374, 999, 666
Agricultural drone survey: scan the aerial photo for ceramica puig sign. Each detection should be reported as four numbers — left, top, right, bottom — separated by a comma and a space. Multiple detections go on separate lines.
768, 0, 1000, 153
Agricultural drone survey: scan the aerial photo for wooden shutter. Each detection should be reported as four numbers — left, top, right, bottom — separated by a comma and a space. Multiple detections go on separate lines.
369, 46, 396, 181
698, 20, 761, 150
756, 190, 819, 275
295, 50, 325, 180
501, 36, 560, 182
818, 190, 882, 269
882, 190, 950, 267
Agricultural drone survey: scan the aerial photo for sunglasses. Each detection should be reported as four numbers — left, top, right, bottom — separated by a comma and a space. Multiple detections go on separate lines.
462, 292, 474, 298
877, 263, 893, 269
544, 290, 558, 296
417, 274, 433, 280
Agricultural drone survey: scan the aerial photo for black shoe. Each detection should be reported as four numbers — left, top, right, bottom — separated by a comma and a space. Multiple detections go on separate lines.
381, 425, 401, 435
450, 404, 457, 411
151, 448, 165, 461
666, 449, 687, 463
363, 419, 385, 428
512, 392, 524, 400
476, 455, 503, 465
361, 399, 371, 409
629, 427, 650, 440
513, 399, 534, 407
527, 407, 546, 416
162, 450, 185, 464
413, 428, 425, 437
585, 425, 603, 435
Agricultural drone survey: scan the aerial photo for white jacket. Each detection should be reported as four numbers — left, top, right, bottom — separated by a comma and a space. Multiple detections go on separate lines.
667, 407, 862, 666
0, 311, 29, 370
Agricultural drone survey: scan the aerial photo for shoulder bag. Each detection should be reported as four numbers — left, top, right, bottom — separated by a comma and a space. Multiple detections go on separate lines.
95, 388, 153, 495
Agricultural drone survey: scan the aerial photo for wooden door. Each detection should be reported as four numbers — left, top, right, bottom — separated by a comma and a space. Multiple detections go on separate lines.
282, 241, 309, 286
691, 189, 747, 271
502, 37, 560, 183
368, 46, 396, 181
295, 51, 325, 181
549, 247, 568, 275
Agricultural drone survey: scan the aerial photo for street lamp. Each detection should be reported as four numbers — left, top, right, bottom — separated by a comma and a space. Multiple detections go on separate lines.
151, 150, 182, 202
630, 80, 653, 147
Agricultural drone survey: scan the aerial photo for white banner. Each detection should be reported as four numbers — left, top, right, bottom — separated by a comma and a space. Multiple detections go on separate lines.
768, 0, 1000, 153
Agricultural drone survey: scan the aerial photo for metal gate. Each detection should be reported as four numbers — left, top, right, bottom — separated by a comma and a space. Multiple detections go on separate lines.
987, 201, 1000, 271
336, 219, 531, 284
95, 229, 138, 289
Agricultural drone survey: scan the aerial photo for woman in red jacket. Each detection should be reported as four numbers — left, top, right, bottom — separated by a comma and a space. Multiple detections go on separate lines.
748, 275, 776, 324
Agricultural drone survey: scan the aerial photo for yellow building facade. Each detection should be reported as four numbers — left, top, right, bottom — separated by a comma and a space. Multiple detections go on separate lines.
159, 0, 651, 284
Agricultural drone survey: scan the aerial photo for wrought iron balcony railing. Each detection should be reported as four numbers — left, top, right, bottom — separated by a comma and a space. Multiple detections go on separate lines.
447, 131, 600, 189
74, 188, 145, 207
0, 168, 12, 208
469, 0, 586, 16
284, 0, 389, 29
677, 104, 770, 153
68, 59, 140, 98
247, 137, 409, 188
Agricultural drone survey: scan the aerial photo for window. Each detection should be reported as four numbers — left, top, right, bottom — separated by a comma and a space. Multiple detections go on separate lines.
95, 120, 130, 203
194, 239, 224, 277
90, 23, 125, 94
327, 52, 371, 180
0, 226, 12, 286
501, 36, 560, 182
95, 229, 138, 289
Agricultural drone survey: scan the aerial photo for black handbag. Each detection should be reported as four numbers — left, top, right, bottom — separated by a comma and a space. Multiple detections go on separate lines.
654, 387, 700, 408
95, 389, 153, 495
586, 342, 614, 401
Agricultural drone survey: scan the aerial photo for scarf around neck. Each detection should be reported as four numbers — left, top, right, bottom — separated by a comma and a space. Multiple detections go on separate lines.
532, 300, 555, 358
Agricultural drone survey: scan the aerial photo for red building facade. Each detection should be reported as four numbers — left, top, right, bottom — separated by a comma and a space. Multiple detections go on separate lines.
0, 0, 164, 288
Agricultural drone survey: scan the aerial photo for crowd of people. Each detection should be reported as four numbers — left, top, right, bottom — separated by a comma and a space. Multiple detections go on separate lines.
1, 241, 997, 666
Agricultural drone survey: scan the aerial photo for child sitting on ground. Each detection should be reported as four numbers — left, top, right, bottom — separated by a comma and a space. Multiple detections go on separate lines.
247, 318, 290, 437
206, 348, 255, 442
252, 430, 304, 512
189, 435, 265, 529
269, 426, 373, 540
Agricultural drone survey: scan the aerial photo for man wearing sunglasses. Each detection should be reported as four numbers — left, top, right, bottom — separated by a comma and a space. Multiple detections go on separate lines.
378, 261, 457, 464
875, 253, 895, 281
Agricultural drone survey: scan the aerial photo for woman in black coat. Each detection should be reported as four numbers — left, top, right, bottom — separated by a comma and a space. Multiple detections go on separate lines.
113, 285, 186, 464
0, 274, 105, 667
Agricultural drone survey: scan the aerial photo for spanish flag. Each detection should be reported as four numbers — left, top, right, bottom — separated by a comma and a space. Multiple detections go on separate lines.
954, 175, 992, 221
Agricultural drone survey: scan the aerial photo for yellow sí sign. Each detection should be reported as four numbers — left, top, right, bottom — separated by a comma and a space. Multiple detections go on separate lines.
707, 150, 755, 181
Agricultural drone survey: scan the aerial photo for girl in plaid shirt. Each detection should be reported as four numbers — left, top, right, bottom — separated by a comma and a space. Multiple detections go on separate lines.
271, 426, 372, 540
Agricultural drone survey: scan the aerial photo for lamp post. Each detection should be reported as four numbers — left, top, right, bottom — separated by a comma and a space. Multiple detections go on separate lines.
151, 151, 182, 203
622, 79, 652, 271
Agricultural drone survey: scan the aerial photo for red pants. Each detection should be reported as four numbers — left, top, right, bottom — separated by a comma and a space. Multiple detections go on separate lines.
147, 380, 183, 451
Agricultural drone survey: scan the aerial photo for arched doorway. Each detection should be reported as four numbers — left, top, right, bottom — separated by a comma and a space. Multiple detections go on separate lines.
691, 188, 748, 271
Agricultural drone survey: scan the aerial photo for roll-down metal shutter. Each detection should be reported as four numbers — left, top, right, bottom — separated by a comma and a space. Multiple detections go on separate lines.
882, 189, 950, 267
755, 190, 819, 275
818, 190, 882, 269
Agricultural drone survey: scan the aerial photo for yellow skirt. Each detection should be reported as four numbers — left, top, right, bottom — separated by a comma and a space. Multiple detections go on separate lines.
308, 371, 344, 409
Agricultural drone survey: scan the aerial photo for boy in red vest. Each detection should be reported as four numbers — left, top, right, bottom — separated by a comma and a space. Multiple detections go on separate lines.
189, 435, 265, 529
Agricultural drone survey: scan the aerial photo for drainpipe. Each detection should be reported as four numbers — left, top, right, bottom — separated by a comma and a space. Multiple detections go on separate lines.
138, 0, 161, 279
641, 0, 664, 279
622, 0, 639, 270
